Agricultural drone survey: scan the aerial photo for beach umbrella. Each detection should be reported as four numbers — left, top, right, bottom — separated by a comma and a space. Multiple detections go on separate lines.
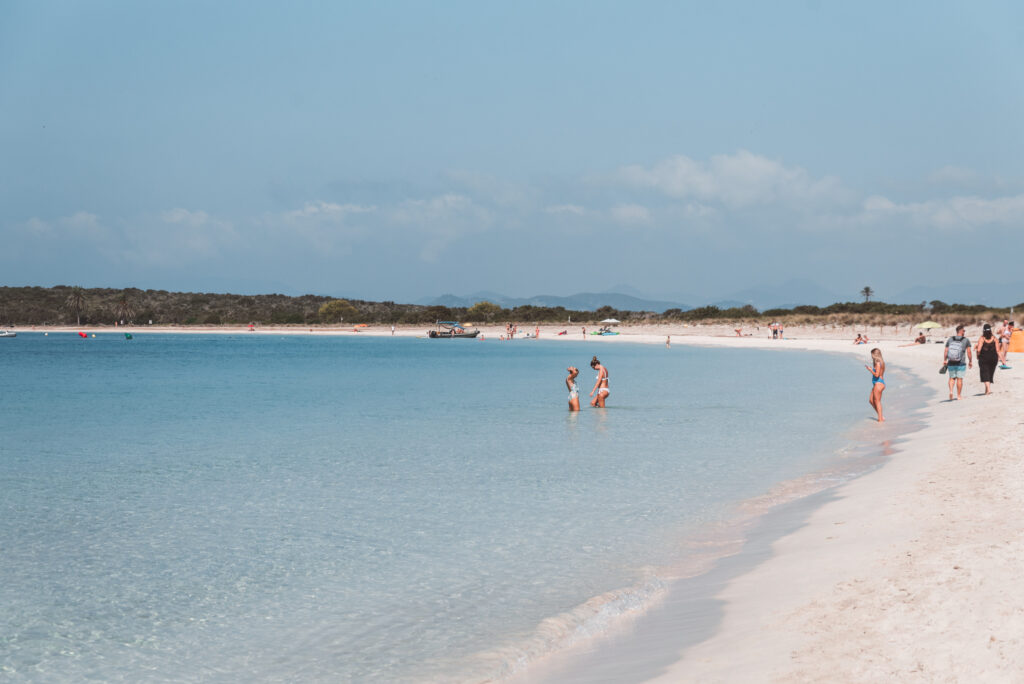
600, 318, 621, 325
914, 321, 942, 329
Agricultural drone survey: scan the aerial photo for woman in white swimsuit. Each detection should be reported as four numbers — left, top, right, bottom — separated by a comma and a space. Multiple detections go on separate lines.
566, 366, 580, 412
589, 356, 609, 408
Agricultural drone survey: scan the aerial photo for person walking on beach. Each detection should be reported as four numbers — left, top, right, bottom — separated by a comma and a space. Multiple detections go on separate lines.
976, 323, 999, 395
998, 319, 1013, 368
944, 324, 973, 400
589, 356, 609, 408
566, 366, 580, 411
865, 347, 885, 422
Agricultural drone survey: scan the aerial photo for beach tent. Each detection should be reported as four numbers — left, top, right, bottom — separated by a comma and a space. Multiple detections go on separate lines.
600, 318, 621, 325
1009, 329, 1024, 353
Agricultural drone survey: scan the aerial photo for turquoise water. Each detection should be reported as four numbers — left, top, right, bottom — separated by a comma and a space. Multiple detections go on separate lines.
1, 333, 872, 682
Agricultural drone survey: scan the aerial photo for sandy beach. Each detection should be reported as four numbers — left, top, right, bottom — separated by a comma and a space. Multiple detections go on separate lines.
514, 325, 1021, 682
13, 323, 1021, 681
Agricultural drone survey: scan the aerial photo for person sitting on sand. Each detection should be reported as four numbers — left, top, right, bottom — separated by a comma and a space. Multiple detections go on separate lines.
899, 332, 927, 347
566, 366, 580, 411
854, 334, 864, 344
865, 348, 885, 422
589, 356, 609, 408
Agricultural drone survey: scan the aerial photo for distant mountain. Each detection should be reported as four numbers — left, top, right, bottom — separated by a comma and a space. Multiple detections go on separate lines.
719, 279, 843, 310
418, 291, 690, 313
892, 283, 1024, 308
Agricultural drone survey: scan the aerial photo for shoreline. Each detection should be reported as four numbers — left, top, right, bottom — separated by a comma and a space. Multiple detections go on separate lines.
502, 339, 934, 683
14, 325, 1020, 680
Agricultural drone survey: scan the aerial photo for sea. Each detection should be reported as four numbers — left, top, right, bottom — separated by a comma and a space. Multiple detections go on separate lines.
0, 333, 919, 682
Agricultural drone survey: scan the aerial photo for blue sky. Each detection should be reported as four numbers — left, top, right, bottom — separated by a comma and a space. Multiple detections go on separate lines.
3, 1, 1023, 304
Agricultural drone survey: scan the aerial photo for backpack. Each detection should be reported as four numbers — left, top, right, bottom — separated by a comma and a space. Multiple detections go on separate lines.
947, 336, 966, 364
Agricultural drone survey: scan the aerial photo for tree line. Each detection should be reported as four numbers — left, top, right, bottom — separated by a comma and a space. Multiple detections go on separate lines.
0, 286, 1018, 327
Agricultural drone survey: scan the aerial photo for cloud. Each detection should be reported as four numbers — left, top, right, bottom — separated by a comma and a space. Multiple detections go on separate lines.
545, 204, 587, 216
609, 204, 651, 224
617, 150, 850, 209
927, 165, 981, 186
858, 193, 1024, 230
389, 193, 493, 261
282, 201, 376, 222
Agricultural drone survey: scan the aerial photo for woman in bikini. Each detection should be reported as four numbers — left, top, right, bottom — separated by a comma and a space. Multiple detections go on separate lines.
865, 348, 885, 422
589, 356, 609, 408
566, 366, 580, 411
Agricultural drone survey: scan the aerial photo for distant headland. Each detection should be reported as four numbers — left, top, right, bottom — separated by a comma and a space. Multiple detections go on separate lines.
1, 286, 1018, 328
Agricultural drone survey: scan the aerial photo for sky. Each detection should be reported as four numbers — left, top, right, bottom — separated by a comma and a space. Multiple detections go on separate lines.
3, 1, 1024, 305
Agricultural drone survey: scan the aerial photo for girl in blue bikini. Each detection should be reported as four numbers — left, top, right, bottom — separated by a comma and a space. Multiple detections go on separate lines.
865, 348, 885, 422
566, 366, 580, 412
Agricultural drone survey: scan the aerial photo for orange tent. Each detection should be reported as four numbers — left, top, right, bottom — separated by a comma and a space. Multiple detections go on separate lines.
1008, 329, 1024, 353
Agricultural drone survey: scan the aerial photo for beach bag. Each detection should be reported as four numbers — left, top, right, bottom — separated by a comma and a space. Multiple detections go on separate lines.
939, 364, 947, 374
947, 337, 966, 364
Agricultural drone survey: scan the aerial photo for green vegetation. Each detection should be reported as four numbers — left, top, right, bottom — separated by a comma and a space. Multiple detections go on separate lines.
318, 299, 359, 323
0, 286, 1018, 328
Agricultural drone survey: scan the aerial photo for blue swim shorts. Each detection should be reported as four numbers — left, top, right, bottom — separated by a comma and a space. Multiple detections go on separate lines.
947, 364, 966, 379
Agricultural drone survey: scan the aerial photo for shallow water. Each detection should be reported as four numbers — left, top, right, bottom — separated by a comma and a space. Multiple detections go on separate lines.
1, 334, 874, 682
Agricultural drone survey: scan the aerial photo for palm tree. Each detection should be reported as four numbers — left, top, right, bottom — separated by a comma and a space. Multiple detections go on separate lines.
65, 286, 86, 325
861, 286, 874, 303
115, 291, 135, 325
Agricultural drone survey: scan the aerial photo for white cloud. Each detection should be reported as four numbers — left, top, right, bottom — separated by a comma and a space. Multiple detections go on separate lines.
545, 204, 587, 216
618, 150, 849, 209
927, 165, 981, 186
609, 204, 651, 224
389, 193, 493, 261
283, 201, 376, 222
858, 193, 1024, 230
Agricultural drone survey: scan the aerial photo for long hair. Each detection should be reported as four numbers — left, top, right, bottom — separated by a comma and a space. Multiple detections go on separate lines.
870, 348, 883, 365
984, 326, 993, 340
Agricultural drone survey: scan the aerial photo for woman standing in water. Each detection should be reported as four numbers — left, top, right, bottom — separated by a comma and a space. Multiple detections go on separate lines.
566, 366, 580, 411
865, 348, 885, 422
975, 323, 999, 394
589, 356, 609, 408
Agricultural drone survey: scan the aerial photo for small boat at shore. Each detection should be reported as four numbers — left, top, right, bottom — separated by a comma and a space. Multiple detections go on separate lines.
427, 321, 480, 338
0, 331, 16, 338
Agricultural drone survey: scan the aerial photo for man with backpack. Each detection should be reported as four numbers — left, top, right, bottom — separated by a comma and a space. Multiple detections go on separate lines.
944, 324, 973, 400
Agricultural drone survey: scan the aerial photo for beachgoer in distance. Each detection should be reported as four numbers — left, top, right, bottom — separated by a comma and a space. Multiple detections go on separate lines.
944, 324, 973, 400
998, 319, 1013, 368
566, 366, 580, 411
666, 335, 671, 348
854, 334, 863, 344
535, 325, 540, 339
975, 323, 999, 395
589, 356, 609, 408
865, 347, 885, 422
899, 332, 927, 347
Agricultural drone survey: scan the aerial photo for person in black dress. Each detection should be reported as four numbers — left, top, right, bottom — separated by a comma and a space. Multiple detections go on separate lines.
975, 323, 999, 395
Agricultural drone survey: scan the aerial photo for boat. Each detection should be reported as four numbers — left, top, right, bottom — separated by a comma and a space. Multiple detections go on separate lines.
0, 331, 16, 338
427, 321, 480, 338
